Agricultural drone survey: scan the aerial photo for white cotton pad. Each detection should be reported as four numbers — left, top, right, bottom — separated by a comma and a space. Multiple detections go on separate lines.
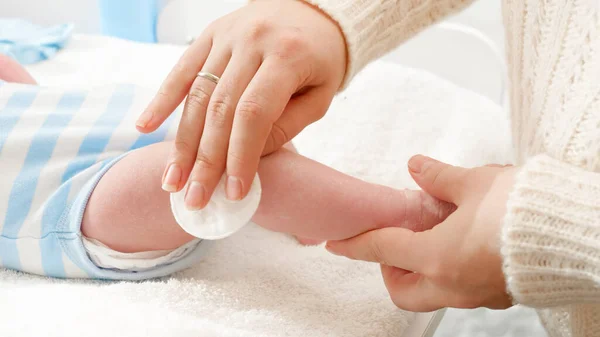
170, 174, 262, 240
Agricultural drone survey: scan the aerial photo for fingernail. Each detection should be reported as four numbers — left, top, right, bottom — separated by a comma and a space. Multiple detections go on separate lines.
185, 182, 206, 210
162, 164, 181, 192
136, 111, 153, 129
226, 176, 242, 201
408, 155, 434, 174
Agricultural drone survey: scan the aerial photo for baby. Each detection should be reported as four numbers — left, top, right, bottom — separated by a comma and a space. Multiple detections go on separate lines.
0, 55, 451, 280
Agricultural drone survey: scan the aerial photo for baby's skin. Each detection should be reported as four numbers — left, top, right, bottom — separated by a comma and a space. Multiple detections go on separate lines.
83, 141, 454, 252
0, 54, 454, 254
0, 55, 36, 85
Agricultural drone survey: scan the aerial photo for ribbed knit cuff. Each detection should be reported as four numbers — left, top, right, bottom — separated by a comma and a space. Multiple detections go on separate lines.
502, 155, 600, 308
299, 0, 474, 88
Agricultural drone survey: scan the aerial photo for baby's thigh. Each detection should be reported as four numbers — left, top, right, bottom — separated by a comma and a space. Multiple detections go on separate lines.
82, 141, 194, 253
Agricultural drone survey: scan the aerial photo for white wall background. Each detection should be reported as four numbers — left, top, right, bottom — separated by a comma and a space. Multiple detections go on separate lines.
0, 0, 506, 102
0, 0, 102, 34
0, 0, 504, 49
449, 0, 504, 53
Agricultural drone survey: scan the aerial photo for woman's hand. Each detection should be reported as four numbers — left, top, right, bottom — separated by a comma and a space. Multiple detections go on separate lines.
137, 0, 346, 209
326, 155, 516, 312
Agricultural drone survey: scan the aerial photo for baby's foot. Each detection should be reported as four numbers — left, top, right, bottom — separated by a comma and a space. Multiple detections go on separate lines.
294, 236, 324, 246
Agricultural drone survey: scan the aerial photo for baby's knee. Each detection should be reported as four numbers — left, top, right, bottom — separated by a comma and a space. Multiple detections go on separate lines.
82, 141, 194, 253
81, 140, 292, 253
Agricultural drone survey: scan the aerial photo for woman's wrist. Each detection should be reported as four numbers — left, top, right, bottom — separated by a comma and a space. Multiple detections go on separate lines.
295, 0, 349, 90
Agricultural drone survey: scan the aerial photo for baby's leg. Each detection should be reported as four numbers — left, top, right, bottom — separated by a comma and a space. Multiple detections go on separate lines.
0, 55, 36, 84
82, 142, 453, 253
252, 147, 454, 241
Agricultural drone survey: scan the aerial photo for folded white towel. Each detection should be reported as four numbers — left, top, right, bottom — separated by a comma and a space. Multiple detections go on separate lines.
0, 35, 512, 337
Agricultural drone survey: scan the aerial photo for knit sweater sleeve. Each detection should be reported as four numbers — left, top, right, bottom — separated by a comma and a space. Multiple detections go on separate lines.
502, 154, 600, 307
298, 0, 475, 87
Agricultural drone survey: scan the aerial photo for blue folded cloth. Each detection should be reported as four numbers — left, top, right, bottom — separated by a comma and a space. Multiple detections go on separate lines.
0, 19, 73, 64
99, 0, 159, 43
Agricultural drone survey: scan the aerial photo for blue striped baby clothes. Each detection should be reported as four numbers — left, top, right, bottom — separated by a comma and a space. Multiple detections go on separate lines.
0, 81, 208, 279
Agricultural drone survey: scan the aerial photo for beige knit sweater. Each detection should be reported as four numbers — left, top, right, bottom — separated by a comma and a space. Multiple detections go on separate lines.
298, 0, 600, 336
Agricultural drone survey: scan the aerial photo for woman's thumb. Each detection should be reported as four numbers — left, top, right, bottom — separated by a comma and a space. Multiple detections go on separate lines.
408, 155, 468, 204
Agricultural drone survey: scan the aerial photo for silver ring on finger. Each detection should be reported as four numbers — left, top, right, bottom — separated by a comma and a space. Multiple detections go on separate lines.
197, 71, 220, 85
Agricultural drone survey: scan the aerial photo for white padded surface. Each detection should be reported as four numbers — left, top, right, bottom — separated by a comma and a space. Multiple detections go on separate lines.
0, 35, 546, 337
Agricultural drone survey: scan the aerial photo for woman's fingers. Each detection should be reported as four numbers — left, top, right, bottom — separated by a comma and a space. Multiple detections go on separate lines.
408, 155, 469, 205
142, 0, 347, 206
161, 47, 230, 194
137, 33, 213, 133
225, 61, 298, 201
326, 227, 438, 274
380, 265, 450, 312
331, 229, 454, 312
183, 52, 261, 209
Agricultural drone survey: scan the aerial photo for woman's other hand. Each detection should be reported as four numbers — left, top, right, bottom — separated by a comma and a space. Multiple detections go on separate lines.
327, 156, 516, 312
137, 0, 346, 209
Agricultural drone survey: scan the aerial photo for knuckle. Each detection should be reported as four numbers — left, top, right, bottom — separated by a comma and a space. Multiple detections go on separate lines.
269, 124, 290, 149
206, 97, 230, 129
174, 139, 195, 157
186, 86, 212, 111
368, 234, 388, 265
246, 20, 271, 42
226, 150, 247, 170
276, 32, 306, 59
271, 33, 312, 85
194, 151, 219, 171
262, 135, 276, 155
236, 99, 264, 122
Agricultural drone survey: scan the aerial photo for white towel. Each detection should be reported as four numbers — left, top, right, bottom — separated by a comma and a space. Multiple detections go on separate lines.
0, 35, 512, 337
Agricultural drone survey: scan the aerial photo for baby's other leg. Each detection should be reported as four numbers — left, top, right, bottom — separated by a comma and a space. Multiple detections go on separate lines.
0, 55, 36, 84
